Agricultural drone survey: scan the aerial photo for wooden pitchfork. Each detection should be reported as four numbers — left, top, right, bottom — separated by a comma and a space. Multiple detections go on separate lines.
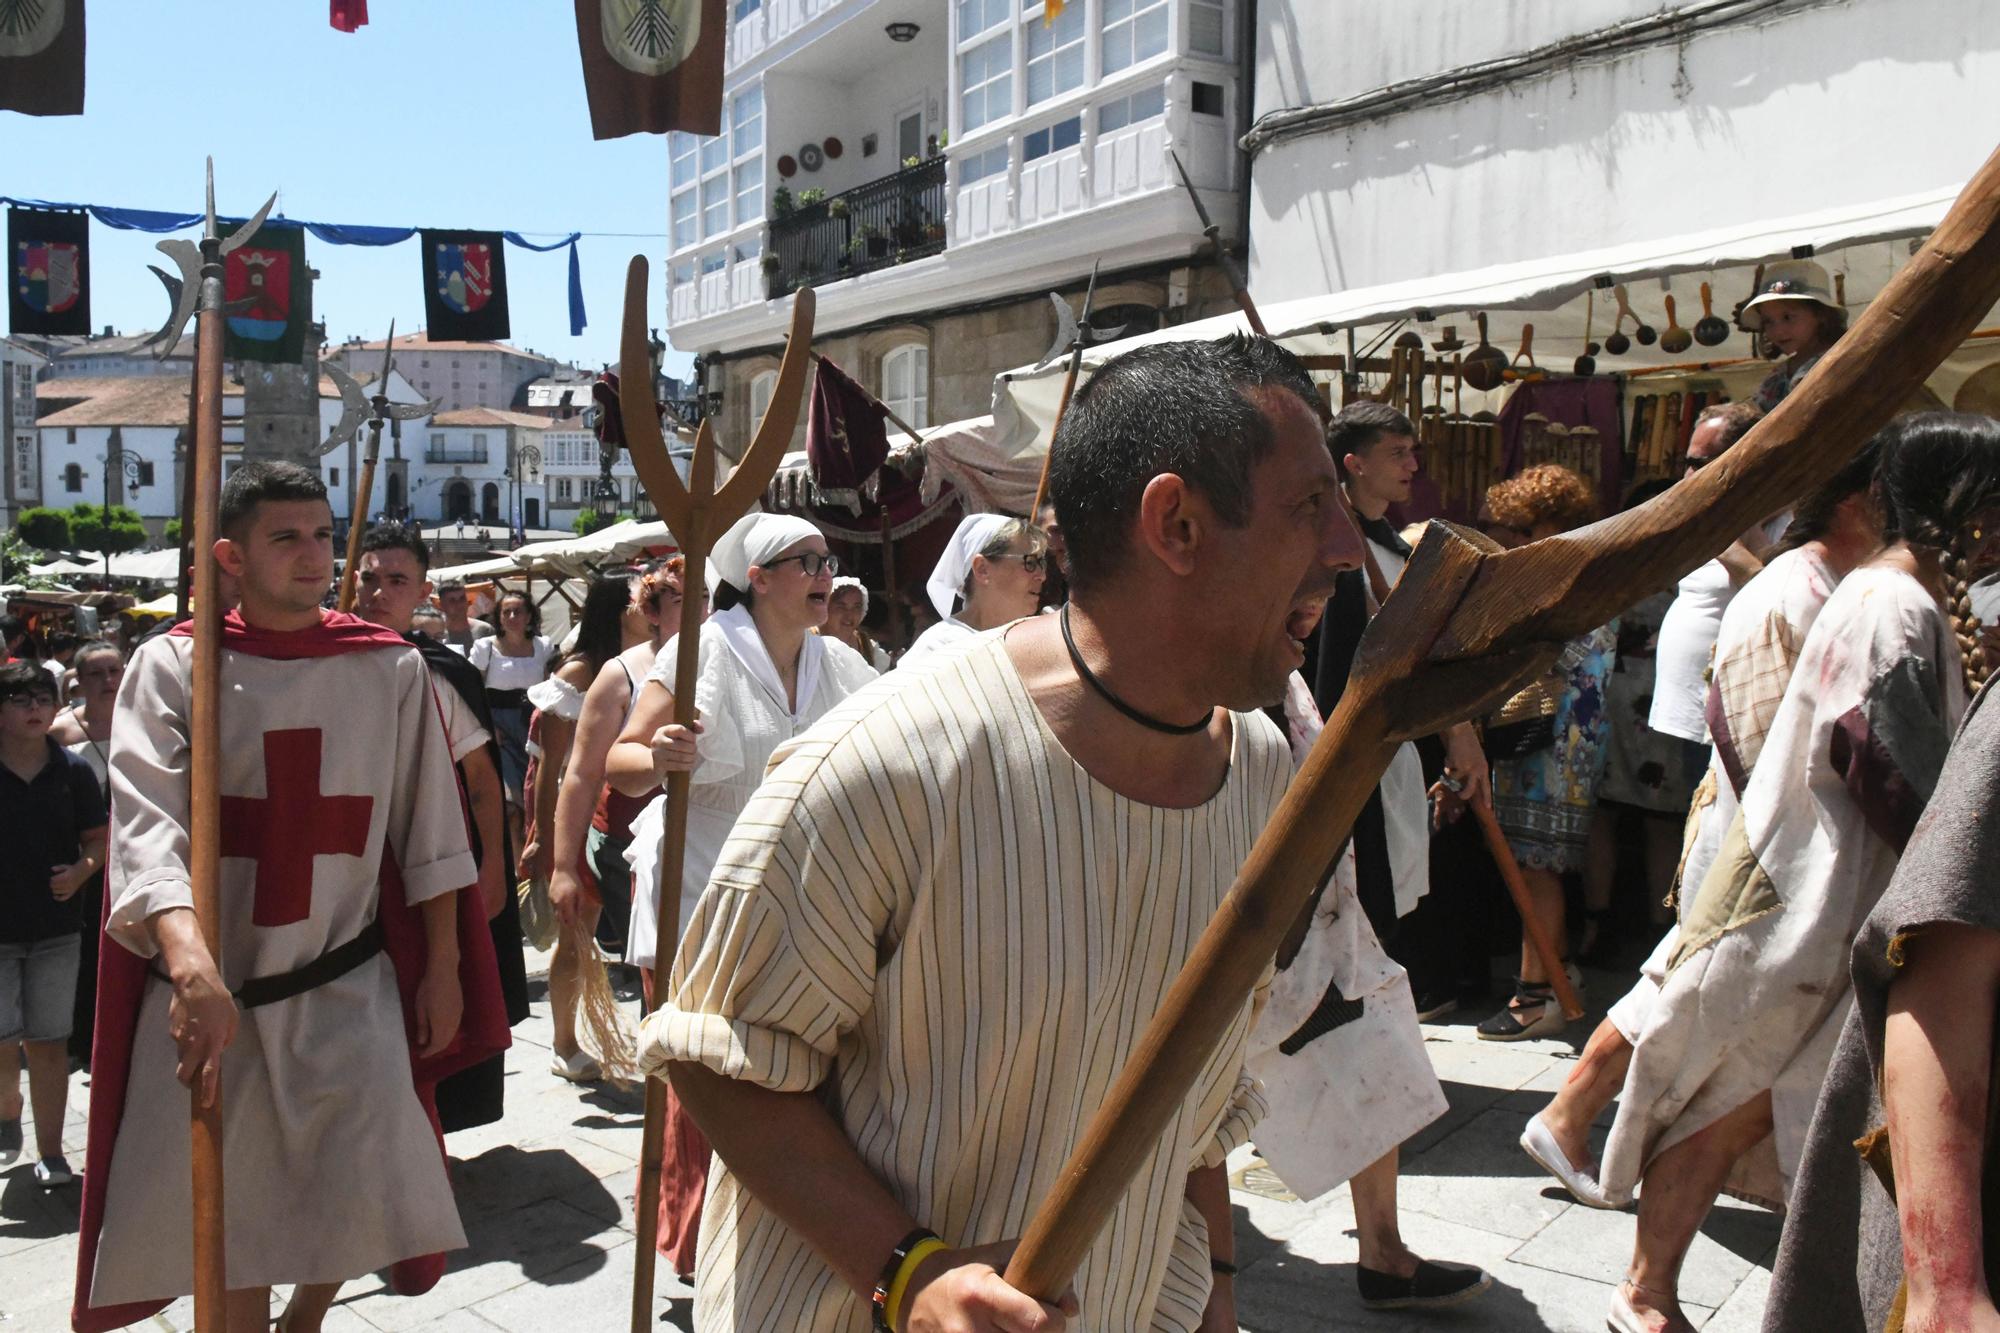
1002, 138, 2000, 1300
616, 256, 815, 1332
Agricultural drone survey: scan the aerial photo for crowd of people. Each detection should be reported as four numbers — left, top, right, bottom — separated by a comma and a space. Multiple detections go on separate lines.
5, 272, 1999, 1333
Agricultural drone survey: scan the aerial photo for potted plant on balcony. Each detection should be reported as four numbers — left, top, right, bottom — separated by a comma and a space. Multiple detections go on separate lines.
759, 252, 781, 276
852, 225, 888, 260
827, 196, 849, 220
797, 187, 826, 208
772, 185, 795, 219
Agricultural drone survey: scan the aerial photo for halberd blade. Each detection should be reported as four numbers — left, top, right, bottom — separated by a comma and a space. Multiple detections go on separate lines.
218, 192, 279, 258
143, 241, 203, 359
319, 362, 369, 455
1036, 293, 1078, 369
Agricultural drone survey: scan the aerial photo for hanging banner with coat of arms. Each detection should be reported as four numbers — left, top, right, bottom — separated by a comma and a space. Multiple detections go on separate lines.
221, 220, 311, 365
8, 206, 90, 336
573, 0, 726, 140
421, 228, 511, 341
0, 0, 85, 116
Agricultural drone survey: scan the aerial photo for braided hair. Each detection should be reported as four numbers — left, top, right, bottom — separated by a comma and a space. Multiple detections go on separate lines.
1873, 411, 2000, 695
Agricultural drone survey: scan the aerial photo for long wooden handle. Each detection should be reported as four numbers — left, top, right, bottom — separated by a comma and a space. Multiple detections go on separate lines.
188, 264, 229, 1333
1471, 798, 1584, 1020
336, 423, 383, 612
1005, 137, 2000, 1302
1030, 346, 1085, 517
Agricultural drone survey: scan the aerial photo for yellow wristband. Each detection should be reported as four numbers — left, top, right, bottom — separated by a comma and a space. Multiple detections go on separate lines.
884, 1236, 950, 1332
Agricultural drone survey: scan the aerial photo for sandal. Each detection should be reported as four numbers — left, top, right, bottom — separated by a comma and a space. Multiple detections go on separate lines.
1476, 978, 1569, 1042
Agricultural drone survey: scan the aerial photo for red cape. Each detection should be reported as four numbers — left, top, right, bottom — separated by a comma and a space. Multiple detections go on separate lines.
74, 612, 511, 1332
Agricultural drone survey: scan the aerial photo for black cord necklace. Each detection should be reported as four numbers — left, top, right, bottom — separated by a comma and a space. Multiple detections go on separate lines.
1060, 605, 1213, 736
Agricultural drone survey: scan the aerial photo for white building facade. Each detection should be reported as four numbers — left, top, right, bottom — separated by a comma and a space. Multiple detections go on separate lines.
1245, 0, 2000, 306
663, 0, 1253, 447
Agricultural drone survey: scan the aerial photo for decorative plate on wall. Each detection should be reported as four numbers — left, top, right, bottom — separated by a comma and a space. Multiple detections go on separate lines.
824, 136, 844, 159
799, 143, 825, 172
777, 154, 798, 178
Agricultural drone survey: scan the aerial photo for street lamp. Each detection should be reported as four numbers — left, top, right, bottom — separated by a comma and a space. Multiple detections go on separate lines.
98, 444, 146, 577
510, 441, 542, 545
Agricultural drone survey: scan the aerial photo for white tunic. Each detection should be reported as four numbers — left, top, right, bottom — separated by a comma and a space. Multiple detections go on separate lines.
91, 633, 478, 1302
897, 614, 985, 669
1606, 546, 1841, 1043
624, 608, 878, 969
640, 636, 1287, 1331
1247, 674, 1446, 1199
1601, 564, 1965, 1208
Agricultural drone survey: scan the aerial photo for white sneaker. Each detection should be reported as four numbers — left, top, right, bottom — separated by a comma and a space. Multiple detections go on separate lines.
551, 1048, 603, 1083
33, 1155, 74, 1189
1520, 1114, 1621, 1209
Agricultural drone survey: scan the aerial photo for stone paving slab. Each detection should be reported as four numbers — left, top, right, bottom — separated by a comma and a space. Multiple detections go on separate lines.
0, 949, 1779, 1332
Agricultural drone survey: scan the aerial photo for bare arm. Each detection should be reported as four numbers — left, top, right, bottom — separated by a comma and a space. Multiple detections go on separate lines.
414, 890, 463, 1058
549, 658, 633, 922
606, 678, 702, 794
523, 661, 589, 881
51, 824, 107, 901
1186, 1164, 1236, 1332
1885, 922, 2000, 1330
669, 1063, 1071, 1329
148, 905, 238, 1108
459, 745, 507, 918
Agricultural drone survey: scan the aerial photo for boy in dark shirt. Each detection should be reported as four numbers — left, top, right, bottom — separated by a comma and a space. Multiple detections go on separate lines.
0, 660, 106, 1187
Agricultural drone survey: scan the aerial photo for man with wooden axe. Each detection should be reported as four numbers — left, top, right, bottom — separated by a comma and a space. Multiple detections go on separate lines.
73, 462, 511, 1333
636, 334, 1363, 1331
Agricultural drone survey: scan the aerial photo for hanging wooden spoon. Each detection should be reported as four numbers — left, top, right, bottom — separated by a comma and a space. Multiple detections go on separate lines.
1462, 312, 1508, 392
1604, 298, 1631, 356
1618, 285, 1657, 346
1502, 323, 1539, 381
1693, 282, 1730, 346
1574, 290, 1598, 376
1659, 295, 1693, 354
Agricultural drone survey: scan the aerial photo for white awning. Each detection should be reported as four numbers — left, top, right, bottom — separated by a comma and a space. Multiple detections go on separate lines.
763, 416, 1039, 524
994, 184, 1967, 461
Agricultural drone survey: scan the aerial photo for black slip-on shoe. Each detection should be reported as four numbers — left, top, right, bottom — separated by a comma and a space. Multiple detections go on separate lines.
1357, 1259, 1494, 1311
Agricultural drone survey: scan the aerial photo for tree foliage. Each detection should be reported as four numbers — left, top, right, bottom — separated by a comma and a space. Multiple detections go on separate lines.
573, 508, 627, 536
68, 503, 148, 559
16, 506, 72, 550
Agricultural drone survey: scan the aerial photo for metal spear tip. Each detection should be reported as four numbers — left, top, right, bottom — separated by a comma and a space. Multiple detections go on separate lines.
1036, 293, 1079, 369
218, 190, 279, 258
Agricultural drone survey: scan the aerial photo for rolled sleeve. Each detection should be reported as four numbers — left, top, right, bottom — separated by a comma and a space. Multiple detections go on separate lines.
1196, 1069, 1270, 1171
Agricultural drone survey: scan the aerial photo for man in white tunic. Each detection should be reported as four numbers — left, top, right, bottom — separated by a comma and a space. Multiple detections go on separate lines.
73, 463, 507, 1333
639, 335, 1365, 1331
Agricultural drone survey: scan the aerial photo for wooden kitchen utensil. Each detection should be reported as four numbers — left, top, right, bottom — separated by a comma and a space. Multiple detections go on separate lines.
1694, 282, 1730, 347
1463, 313, 1508, 392
1660, 295, 1693, 353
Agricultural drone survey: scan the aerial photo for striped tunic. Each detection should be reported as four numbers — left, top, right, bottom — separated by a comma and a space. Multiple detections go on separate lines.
641, 636, 1289, 1331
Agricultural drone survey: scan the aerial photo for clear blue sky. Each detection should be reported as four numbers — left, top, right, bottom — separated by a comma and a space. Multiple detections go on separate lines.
6, 0, 695, 377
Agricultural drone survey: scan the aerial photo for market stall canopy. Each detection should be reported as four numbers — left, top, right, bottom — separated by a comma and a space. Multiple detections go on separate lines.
993, 183, 1970, 460
28, 557, 100, 578
765, 416, 1039, 520
508, 518, 679, 577
101, 548, 185, 582
430, 553, 528, 584
129, 592, 179, 618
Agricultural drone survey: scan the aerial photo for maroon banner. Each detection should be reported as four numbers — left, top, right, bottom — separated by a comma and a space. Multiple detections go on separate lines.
806, 356, 891, 516
573, 0, 727, 140
0, 0, 85, 117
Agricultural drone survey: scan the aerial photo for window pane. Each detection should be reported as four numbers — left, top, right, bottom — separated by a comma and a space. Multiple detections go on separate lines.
1103, 0, 1132, 20
958, 0, 1005, 37
962, 145, 1009, 183
1051, 114, 1081, 151
733, 0, 760, 18
672, 193, 697, 249
733, 87, 763, 156
701, 134, 730, 174
734, 157, 763, 223
1132, 84, 1165, 120
670, 134, 697, 186
1135, 5, 1168, 59
1098, 96, 1129, 135
1025, 3, 1083, 106
1190, 1, 1225, 55
702, 176, 729, 234
960, 35, 1011, 132
701, 251, 726, 274
1024, 128, 1050, 161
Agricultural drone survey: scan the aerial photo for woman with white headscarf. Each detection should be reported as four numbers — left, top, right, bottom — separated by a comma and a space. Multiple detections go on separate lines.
607, 513, 878, 973
820, 575, 891, 672
899, 512, 1048, 668
602, 512, 876, 1279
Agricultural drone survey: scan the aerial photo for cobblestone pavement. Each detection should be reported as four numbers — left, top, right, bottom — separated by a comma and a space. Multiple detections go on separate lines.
2, 958, 1776, 1332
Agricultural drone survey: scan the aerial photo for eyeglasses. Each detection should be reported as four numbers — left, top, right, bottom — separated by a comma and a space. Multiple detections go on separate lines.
1684, 454, 1715, 472
764, 551, 841, 577
987, 552, 1046, 574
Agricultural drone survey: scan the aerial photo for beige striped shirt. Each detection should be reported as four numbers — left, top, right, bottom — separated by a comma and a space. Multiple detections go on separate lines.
641, 637, 1289, 1331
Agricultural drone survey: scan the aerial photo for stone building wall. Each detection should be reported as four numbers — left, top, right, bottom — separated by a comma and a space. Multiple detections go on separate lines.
704, 257, 1243, 484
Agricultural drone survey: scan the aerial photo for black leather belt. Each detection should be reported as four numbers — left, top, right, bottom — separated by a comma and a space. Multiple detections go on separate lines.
485, 688, 530, 709
151, 920, 385, 1011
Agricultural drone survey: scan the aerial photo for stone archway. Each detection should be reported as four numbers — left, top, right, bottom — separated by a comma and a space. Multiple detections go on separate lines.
443, 479, 472, 522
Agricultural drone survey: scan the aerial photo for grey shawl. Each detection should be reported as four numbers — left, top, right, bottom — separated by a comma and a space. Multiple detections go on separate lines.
1764, 674, 2000, 1331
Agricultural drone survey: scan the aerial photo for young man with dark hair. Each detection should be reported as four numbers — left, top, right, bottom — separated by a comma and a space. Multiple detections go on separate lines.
434, 581, 495, 654
74, 463, 510, 1333
355, 521, 528, 1132
0, 660, 106, 1188
641, 335, 1364, 1330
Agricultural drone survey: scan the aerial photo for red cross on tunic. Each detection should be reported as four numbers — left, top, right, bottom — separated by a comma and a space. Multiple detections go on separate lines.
219, 728, 375, 928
